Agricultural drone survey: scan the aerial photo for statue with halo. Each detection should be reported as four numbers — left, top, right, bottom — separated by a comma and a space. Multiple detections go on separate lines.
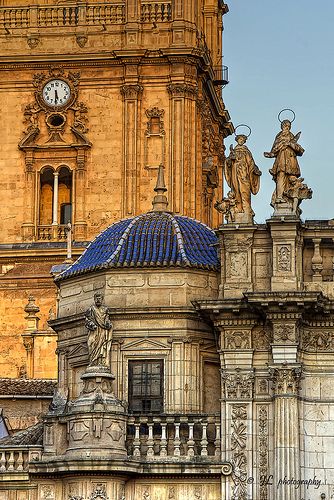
215, 125, 261, 224
264, 109, 312, 216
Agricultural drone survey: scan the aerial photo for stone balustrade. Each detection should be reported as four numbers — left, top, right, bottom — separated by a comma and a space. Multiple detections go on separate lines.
127, 414, 221, 461
37, 225, 68, 241
0, 2, 175, 31
141, 2, 172, 23
0, 3, 125, 30
0, 447, 42, 474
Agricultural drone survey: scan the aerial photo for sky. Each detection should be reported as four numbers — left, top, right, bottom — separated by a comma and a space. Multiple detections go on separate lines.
222, 0, 334, 223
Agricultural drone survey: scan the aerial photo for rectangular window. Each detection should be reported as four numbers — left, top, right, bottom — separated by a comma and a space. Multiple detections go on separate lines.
128, 360, 163, 414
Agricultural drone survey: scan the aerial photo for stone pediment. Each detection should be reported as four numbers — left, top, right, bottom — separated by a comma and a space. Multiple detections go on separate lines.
121, 338, 170, 351
68, 343, 88, 358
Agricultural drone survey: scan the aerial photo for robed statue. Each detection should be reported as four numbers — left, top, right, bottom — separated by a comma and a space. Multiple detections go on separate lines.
85, 292, 113, 367
223, 134, 261, 223
264, 118, 312, 215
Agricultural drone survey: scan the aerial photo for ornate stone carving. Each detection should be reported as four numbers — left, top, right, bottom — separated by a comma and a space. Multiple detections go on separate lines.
27, 36, 39, 48
72, 101, 89, 134
264, 118, 312, 216
225, 330, 251, 349
68, 495, 83, 500
258, 405, 269, 500
121, 84, 143, 99
273, 324, 295, 343
85, 292, 113, 367
302, 329, 333, 351
229, 252, 247, 278
143, 491, 151, 500
41, 485, 55, 500
215, 192, 237, 223
194, 486, 203, 499
76, 35, 88, 48
270, 366, 302, 395
231, 405, 248, 500
252, 326, 271, 350
277, 245, 291, 272
168, 486, 176, 499
222, 369, 254, 399
167, 83, 198, 98
223, 135, 261, 224
89, 484, 109, 500
144, 107, 165, 168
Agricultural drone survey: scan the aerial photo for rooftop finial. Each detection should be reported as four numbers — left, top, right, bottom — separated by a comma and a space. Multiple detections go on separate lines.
152, 164, 168, 212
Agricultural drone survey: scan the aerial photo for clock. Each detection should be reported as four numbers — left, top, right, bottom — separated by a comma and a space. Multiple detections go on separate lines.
42, 79, 71, 108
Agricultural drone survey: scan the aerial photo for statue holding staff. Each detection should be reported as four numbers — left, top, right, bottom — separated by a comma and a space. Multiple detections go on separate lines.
85, 292, 113, 367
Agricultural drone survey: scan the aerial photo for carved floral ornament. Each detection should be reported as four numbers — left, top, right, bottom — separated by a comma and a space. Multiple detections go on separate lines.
231, 404, 248, 500
121, 84, 143, 99
269, 366, 302, 395
258, 406, 269, 500
222, 369, 254, 399
302, 329, 333, 351
273, 323, 296, 343
167, 83, 198, 98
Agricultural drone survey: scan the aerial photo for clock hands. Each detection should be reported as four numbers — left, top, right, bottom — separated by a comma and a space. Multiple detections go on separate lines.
54, 89, 58, 105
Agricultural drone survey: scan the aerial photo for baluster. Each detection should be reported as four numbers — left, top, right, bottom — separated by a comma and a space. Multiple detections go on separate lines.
147, 421, 154, 458
173, 421, 181, 457
160, 421, 168, 457
312, 237, 323, 282
7, 451, 15, 471
200, 421, 208, 457
133, 421, 141, 458
214, 421, 221, 459
187, 422, 195, 458
16, 451, 24, 471
0, 451, 6, 472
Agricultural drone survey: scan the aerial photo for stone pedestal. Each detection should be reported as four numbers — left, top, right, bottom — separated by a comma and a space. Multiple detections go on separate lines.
218, 224, 256, 299
267, 218, 303, 292
65, 365, 127, 459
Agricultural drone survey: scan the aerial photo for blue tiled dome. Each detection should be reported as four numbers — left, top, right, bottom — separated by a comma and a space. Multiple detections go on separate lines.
57, 211, 219, 281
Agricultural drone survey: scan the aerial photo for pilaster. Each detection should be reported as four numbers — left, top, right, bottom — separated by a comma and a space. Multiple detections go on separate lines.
121, 83, 143, 217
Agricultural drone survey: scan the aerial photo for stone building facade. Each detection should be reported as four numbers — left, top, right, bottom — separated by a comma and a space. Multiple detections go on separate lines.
0, 2, 334, 500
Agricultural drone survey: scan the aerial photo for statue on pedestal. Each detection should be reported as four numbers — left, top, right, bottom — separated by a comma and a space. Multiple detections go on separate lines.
219, 129, 261, 224
264, 111, 312, 216
85, 292, 113, 367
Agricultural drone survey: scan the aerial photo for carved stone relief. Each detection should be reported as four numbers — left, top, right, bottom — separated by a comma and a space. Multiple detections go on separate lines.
258, 405, 269, 500
89, 484, 109, 500
277, 245, 291, 272
273, 324, 296, 343
40, 485, 56, 500
252, 326, 272, 350
225, 330, 251, 349
121, 84, 144, 100
144, 107, 165, 169
302, 329, 333, 351
167, 83, 198, 98
222, 369, 254, 399
229, 252, 247, 278
231, 405, 248, 500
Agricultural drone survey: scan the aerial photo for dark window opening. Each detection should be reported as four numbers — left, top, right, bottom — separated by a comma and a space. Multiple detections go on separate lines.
128, 360, 163, 414
60, 203, 72, 224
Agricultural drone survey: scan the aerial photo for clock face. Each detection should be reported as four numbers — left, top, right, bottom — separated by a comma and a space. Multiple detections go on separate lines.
42, 79, 71, 107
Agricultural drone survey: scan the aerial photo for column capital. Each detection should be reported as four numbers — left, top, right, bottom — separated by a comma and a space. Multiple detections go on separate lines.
269, 364, 302, 396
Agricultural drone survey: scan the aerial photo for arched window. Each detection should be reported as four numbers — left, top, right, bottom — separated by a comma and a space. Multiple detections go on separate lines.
39, 167, 54, 225
38, 165, 72, 240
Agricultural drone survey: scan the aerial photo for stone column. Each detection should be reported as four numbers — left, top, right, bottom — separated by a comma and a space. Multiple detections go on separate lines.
121, 84, 143, 217
270, 365, 302, 500
22, 295, 40, 378
218, 321, 255, 500
74, 156, 87, 240
52, 171, 59, 225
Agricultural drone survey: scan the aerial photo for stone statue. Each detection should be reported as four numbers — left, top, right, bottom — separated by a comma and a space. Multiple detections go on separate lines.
264, 119, 312, 215
85, 292, 113, 367
214, 191, 236, 223
224, 134, 261, 223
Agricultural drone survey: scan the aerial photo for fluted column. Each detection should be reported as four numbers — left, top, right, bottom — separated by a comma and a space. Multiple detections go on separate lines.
270, 366, 302, 500
121, 84, 143, 217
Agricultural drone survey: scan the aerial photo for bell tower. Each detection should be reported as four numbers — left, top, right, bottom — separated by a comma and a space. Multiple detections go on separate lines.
0, 0, 232, 380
